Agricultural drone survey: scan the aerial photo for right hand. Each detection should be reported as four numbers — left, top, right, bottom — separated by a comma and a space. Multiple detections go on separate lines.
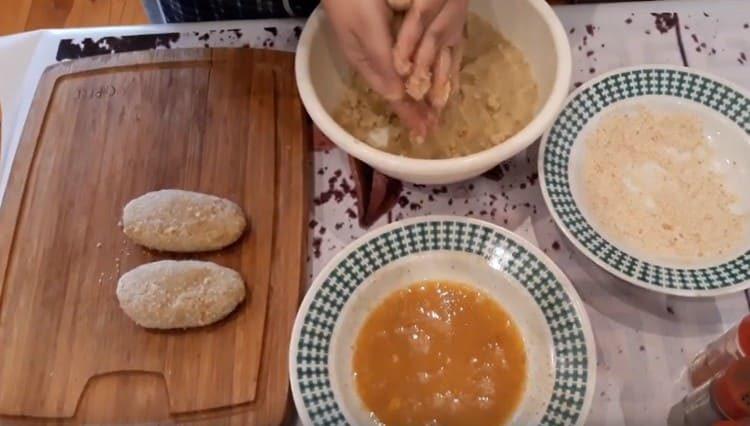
322, 0, 433, 137
392, 0, 469, 110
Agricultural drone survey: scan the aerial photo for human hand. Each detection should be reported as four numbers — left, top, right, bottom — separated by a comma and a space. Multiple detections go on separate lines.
322, 0, 433, 137
392, 0, 469, 110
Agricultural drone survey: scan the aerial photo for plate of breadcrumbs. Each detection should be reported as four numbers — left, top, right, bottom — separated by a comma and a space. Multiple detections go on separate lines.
540, 65, 750, 297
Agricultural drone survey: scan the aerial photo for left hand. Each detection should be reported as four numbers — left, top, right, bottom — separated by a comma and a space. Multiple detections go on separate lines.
322, 0, 434, 137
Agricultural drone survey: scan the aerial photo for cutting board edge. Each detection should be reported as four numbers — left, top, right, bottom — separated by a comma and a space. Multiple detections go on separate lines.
265, 70, 312, 426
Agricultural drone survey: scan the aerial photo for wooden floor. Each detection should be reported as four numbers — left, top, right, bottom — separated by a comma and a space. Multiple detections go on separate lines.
0, 0, 579, 36
0, 0, 148, 36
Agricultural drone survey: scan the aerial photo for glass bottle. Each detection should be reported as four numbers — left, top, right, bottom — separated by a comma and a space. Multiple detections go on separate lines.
680, 357, 750, 425
689, 315, 750, 388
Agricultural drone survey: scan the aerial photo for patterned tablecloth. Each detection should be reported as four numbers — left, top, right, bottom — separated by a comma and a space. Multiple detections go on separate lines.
0, 1, 748, 423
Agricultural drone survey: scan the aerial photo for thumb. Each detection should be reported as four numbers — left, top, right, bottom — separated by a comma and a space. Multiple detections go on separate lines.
350, 30, 405, 102
353, 54, 404, 102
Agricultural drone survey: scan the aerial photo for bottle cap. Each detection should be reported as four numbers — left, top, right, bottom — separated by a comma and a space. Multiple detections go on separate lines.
712, 357, 750, 420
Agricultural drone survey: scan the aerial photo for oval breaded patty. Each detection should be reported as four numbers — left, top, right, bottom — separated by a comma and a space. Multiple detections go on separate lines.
122, 189, 246, 252
116, 260, 246, 329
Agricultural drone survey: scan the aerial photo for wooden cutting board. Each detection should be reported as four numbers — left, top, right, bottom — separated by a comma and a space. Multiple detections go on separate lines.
0, 48, 310, 424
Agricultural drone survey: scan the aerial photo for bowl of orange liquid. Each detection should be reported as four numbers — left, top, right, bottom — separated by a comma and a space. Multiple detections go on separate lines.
289, 216, 595, 425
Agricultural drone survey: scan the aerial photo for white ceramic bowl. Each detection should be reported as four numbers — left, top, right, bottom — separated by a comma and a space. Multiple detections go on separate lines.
289, 216, 596, 425
295, 0, 572, 184
539, 65, 750, 297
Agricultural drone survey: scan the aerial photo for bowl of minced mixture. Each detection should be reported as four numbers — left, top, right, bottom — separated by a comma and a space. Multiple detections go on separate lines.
296, 0, 571, 184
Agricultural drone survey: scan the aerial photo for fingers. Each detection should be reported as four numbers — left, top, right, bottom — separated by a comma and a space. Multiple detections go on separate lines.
410, 0, 467, 84
389, 98, 433, 139
405, 68, 432, 101
428, 47, 451, 111
340, 31, 431, 134
322, 0, 465, 136
449, 38, 464, 96
393, 0, 447, 76
350, 22, 406, 101
343, 43, 402, 101
387, 0, 412, 12
354, 44, 404, 101
323, 0, 405, 102
392, 49, 413, 77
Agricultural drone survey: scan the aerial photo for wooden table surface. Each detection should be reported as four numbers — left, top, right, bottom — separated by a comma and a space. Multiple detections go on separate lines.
0, 0, 146, 36
0, 0, 580, 37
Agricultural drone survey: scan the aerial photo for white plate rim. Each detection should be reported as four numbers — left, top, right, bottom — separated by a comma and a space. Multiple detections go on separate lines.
289, 215, 597, 426
538, 64, 750, 297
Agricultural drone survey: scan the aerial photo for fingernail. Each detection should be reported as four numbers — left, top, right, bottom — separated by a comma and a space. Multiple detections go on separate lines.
393, 52, 413, 77
405, 70, 431, 101
431, 81, 451, 109
387, 0, 412, 11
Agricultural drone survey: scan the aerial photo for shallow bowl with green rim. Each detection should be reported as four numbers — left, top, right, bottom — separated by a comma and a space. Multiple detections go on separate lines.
289, 216, 595, 425
539, 65, 750, 297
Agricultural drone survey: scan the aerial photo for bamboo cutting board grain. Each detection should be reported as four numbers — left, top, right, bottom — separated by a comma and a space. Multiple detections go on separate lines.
0, 48, 310, 424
